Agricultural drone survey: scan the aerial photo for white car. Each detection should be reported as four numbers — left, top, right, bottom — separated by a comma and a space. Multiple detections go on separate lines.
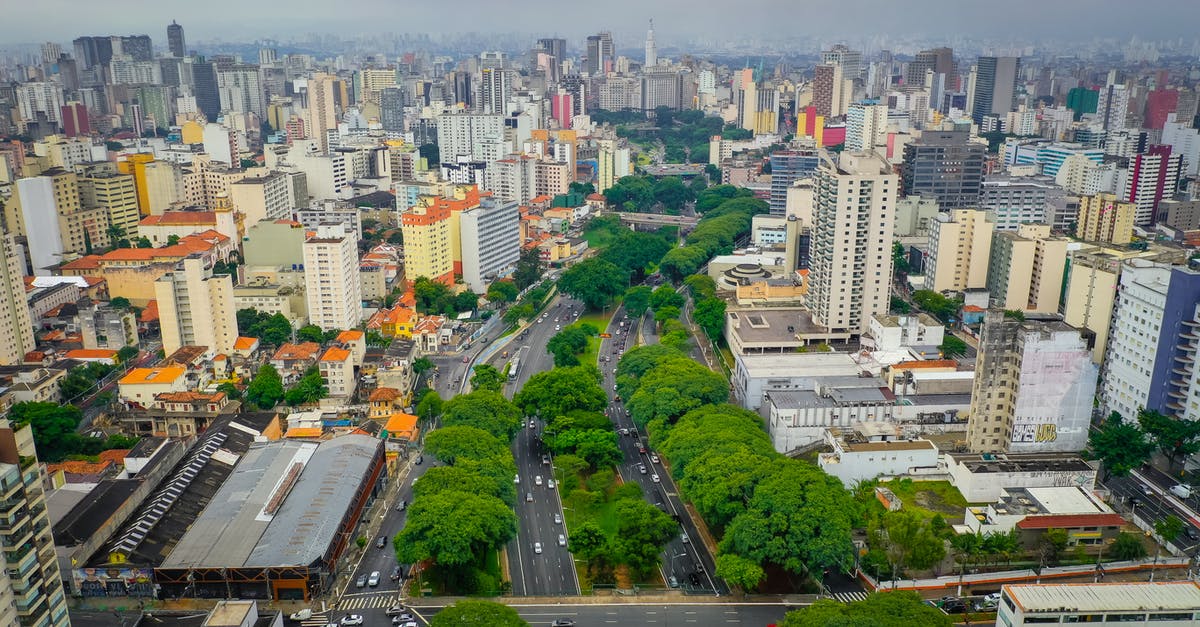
514, 474, 520, 484
651, 474, 661, 483
558, 534, 567, 546
547, 478, 556, 489
341, 616, 365, 626
535, 475, 543, 486
528, 419, 536, 429
681, 531, 690, 543
650, 454, 660, 463
534, 542, 543, 554
367, 571, 380, 586
554, 513, 562, 524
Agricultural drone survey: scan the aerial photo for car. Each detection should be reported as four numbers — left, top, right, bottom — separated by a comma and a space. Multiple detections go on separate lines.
391, 566, 401, 581
555, 325, 561, 331
547, 478, 556, 489
542, 455, 551, 465
376, 536, 387, 548
551, 620, 577, 627
613, 368, 618, 375
613, 384, 617, 391
289, 610, 314, 620
535, 475, 543, 486
1143, 484, 1154, 496
600, 355, 608, 362
1187, 527, 1200, 541
526, 492, 534, 502
368, 571, 380, 586
978, 593, 1001, 609
558, 534, 567, 546
668, 575, 679, 588
395, 499, 406, 511
534, 542, 543, 554
651, 474, 661, 483
462, 355, 470, 363
341, 614, 365, 625
355, 574, 367, 588
942, 601, 967, 614
681, 531, 690, 543
689, 572, 701, 586
554, 513, 562, 524
650, 453, 660, 463
618, 428, 629, 436
386, 606, 408, 617
638, 443, 647, 454
638, 464, 647, 474
392, 618, 416, 626
415, 455, 423, 465
514, 474, 520, 484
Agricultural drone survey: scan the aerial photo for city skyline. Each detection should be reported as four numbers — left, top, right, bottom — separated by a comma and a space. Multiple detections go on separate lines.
3, 0, 1200, 47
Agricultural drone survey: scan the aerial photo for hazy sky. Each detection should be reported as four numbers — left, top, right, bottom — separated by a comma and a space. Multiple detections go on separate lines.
4, 0, 1199, 46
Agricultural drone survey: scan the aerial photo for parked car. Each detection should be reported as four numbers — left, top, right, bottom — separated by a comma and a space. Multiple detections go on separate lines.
385, 606, 408, 617
551, 620, 577, 627
368, 571, 380, 586
391, 566, 401, 581
341, 615, 365, 625
355, 574, 367, 588
668, 575, 679, 588
289, 610, 314, 621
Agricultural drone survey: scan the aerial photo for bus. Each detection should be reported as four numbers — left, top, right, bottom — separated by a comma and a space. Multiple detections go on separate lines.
508, 357, 520, 381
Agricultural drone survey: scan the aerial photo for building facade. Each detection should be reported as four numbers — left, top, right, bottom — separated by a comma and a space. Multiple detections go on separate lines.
925, 208, 994, 293
1075, 192, 1135, 244
154, 254, 238, 355
303, 223, 362, 332
459, 198, 520, 293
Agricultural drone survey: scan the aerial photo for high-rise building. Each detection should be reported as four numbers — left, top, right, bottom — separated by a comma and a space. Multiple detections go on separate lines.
479, 65, 510, 115
190, 58, 221, 123
1065, 87, 1099, 120
820, 44, 864, 82
15, 82, 65, 125
986, 223, 1069, 313
400, 191, 473, 285
167, 20, 185, 57
379, 87, 405, 132
641, 69, 682, 111
906, 48, 955, 89
845, 101, 887, 151
1121, 145, 1183, 226
303, 223, 362, 332
644, 19, 657, 68
1102, 259, 1200, 423
10, 168, 109, 272
77, 162, 141, 240
597, 138, 631, 193
1075, 192, 1135, 244
812, 64, 844, 118
1096, 84, 1129, 131
767, 150, 819, 216
0, 226, 34, 365
1161, 114, 1200, 177
585, 32, 614, 76
358, 68, 397, 105
60, 101, 90, 137
460, 197, 520, 293
0, 419, 71, 625
436, 113, 506, 164
1142, 88, 1179, 131
980, 174, 1078, 232
966, 311, 1097, 454
900, 130, 986, 208
808, 151, 897, 336
971, 56, 1020, 123
155, 254, 238, 355
925, 208, 994, 293
217, 64, 266, 118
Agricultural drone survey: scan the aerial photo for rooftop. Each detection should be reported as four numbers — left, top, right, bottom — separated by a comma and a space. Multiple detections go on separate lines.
947, 452, 1095, 474
119, 366, 186, 385
1004, 581, 1200, 613
739, 352, 863, 378
727, 308, 832, 344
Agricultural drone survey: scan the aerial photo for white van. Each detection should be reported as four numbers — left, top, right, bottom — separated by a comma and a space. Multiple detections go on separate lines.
1170, 484, 1192, 499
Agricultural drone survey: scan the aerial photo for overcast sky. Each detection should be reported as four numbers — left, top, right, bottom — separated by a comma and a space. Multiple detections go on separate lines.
4, 0, 1199, 46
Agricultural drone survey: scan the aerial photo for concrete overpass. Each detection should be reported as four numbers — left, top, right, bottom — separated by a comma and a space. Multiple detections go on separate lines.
613, 211, 700, 228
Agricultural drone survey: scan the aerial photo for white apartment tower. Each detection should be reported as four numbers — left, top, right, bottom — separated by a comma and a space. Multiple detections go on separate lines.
0, 228, 34, 365
154, 254, 238, 356
436, 113, 507, 164
809, 151, 897, 336
304, 223, 362, 332
460, 198, 521, 293
845, 101, 888, 152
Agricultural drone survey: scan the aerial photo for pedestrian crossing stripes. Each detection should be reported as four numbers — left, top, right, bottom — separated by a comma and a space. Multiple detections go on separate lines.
297, 615, 330, 627
336, 592, 404, 610
832, 591, 870, 603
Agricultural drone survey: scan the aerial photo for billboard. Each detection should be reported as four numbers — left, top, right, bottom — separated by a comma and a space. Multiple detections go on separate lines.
1009, 335, 1097, 453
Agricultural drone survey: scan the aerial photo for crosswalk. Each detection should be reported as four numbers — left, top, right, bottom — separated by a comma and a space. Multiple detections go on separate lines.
336, 591, 405, 610
296, 613, 331, 627
831, 590, 871, 603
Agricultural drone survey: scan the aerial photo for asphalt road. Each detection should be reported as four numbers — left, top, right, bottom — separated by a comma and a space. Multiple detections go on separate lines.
497, 295, 584, 597
1105, 468, 1200, 555
601, 306, 728, 595
405, 601, 795, 626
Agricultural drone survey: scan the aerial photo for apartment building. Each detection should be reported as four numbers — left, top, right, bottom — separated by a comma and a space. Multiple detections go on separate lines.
10, 168, 109, 273
925, 208, 994, 293
460, 198, 520, 293
1075, 192, 1135, 244
0, 228, 35, 365
76, 162, 140, 240
303, 223, 362, 332
986, 223, 1070, 313
154, 254, 238, 356
980, 174, 1078, 232
966, 311, 1097, 454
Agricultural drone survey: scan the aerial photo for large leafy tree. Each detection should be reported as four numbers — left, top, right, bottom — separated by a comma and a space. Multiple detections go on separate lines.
650, 285, 685, 310
9, 402, 83, 462
552, 429, 623, 469
546, 326, 590, 367
780, 591, 952, 627
692, 297, 726, 340
245, 364, 284, 409
612, 498, 678, 577
413, 276, 455, 314
485, 280, 519, 304
469, 364, 505, 393
1089, 411, 1154, 480
600, 231, 673, 278
413, 466, 505, 502
284, 367, 327, 406
514, 365, 608, 418
429, 600, 528, 627
425, 426, 507, 464
441, 392, 523, 440
622, 285, 653, 317
878, 510, 947, 575
567, 520, 610, 563
1138, 409, 1200, 470
394, 491, 517, 566
715, 553, 766, 592
557, 258, 628, 309
512, 248, 545, 290
415, 390, 443, 421
659, 246, 709, 283
626, 357, 728, 427
236, 309, 293, 346
678, 446, 773, 528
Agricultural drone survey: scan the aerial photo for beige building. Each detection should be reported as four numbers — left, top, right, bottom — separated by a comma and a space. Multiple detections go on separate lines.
118, 365, 188, 406
894, 195, 940, 238
9, 168, 110, 271
808, 150, 897, 336
986, 224, 1069, 313
303, 223, 362, 332
138, 206, 241, 247
0, 228, 35, 364
0, 420, 71, 626
1075, 193, 1135, 244
77, 162, 141, 240
229, 172, 294, 227
318, 346, 355, 399
925, 208, 994, 293
154, 254, 239, 355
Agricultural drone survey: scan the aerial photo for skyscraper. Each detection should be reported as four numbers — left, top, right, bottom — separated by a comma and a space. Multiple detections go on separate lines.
0, 226, 34, 365
812, 64, 844, 117
585, 32, 614, 76
808, 151, 897, 336
190, 57, 221, 123
167, 20, 185, 57
304, 223, 363, 332
479, 65, 510, 115
644, 19, 657, 68
906, 48, 955, 89
155, 254, 238, 355
767, 150, 819, 215
845, 101, 887, 151
971, 56, 1020, 123
900, 130, 986, 208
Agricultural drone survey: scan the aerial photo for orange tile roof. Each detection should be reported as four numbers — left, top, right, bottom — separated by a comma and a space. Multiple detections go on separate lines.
98, 449, 130, 465
337, 330, 364, 343
369, 387, 401, 402
1016, 514, 1126, 530
119, 366, 186, 385
47, 459, 112, 476
587, 193, 606, 201
83, 276, 106, 287
284, 427, 324, 439
384, 413, 420, 438
140, 211, 217, 226
140, 300, 159, 322
320, 347, 351, 362
272, 342, 321, 362
963, 305, 986, 313
891, 359, 959, 370
530, 194, 553, 204
233, 336, 259, 351
155, 391, 226, 403
61, 255, 102, 270
65, 349, 119, 360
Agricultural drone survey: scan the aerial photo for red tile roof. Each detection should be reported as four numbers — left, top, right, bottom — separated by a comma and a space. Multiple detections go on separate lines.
1015, 513, 1127, 530
140, 211, 218, 226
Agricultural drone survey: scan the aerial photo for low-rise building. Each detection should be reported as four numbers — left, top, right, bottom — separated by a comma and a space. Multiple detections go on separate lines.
725, 307, 849, 356
270, 342, 322, 384
733, 352, 866, 411
945, 452, 1097, 503
818, 425, 938, 487
998, 582, 1200, 627
118, 366, 188, 408
318, 346, 355, 400
963, 486, 1123, 549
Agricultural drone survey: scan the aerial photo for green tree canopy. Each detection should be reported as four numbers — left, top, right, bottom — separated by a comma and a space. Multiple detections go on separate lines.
622, 285, 653, 317
469, 364, 505, 393
692, 297, 726, 340
485, 280, 519, 304
780, 591, 952, 627
600, 231, 673, 278
413, 357, 435, 375
715, 553, 766, 592
546, 326, 590, 367
1088, 411, 1154, 480
413, 276, 456, 314
625, 357, 728, 427
413, 465, 506, 502
415, 389, 444, 421
245, 364, 284, 409
236, 309, 293, 346
284, 368, 327, 406
557, 257, 629, 309
9, 402, 83, 462
512, 248, 545, 290
939, 335, 968, 358
612, 498, 679, 577
429, 600, 528, 627
650, 285, 685, 310
1138, 408, 1200, 470
514, 365, 608, 418
441, 390, 523, 440
395, 490, 517, 566
425, 425, 507, 464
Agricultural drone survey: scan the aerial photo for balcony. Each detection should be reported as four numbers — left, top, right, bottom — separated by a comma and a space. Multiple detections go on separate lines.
1167, 388, 1189, 400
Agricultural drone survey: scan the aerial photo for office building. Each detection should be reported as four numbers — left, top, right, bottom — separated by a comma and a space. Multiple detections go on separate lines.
967, 311, 1097, 454
971, 56, 1020, 123
906, 48, 955, 89
821, 44, 864, 82
900, 130, 986, 207
479, 65, 510, 116
768, 150, 819, 216
155, 254, 238, 355
60, 101, 90, 137
189, 57, 221, 123
303, 223, 362, 332
641, 69, 683, 111
460, 197, 520, 293
998, 582, 1200, 627
167, 20, 185, 57
0, 227, 34, 365
0, 420, 71, 625
925, 208, 994, 293
1101, 259, 1200, 423
987, 223, 1069, 313
77, 162, 141, 240
1121, 146, 1183, 226
217, 64, 266, 118
808, 151, 897, 336
980, 174, 1078, 232
845, 101, 887, 152
1075, 193, 1135, 244
10, 168, 110, 273
585, 32, 614, 76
